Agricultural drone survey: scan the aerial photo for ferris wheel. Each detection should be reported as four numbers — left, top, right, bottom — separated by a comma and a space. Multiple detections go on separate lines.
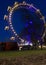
4, 1, 46, 44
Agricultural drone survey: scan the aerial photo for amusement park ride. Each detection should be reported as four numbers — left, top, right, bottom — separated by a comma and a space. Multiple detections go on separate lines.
4, 1, 46, 50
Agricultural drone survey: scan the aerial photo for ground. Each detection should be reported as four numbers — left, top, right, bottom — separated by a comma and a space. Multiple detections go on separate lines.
0, 50, 46, 65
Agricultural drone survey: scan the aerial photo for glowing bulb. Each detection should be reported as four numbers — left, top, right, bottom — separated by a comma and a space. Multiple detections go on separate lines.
4, 26, 9, 30
4, 15, 8, 20
10, 37, 15, 40
7, 6, 12, 11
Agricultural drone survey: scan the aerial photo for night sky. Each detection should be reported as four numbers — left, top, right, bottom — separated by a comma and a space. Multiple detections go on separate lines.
0, 0, 46, 42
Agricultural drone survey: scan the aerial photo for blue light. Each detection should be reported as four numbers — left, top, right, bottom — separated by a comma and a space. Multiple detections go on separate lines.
29, 21, 32, 24
25, 24, 29, 27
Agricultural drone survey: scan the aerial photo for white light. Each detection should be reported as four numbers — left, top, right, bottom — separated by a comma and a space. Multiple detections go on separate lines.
9, 15, 11, 18
4, 26, 9, 30
38, 40, 39, 43
10, 37, 15, 40
10, 11, 12, 14
32, 5, 37, 10
12, 29, 15, 32
15, 34, 17, 36
4, 15, 8, 20
19, 38, 21, 40
7, 6, 12, 11
10, 13, 12, 16
25, 41, 29, 45
23, 1, 26, 4
30, 43, 33, 46
9, 22, 12, 25
14, 2, 18, 5
21, 39, 24, 42
9, 18, 11, 21
19, 47, 22, 50
11, 27, 13, 29
14, 31, 16, 33
36, 9, 40, 12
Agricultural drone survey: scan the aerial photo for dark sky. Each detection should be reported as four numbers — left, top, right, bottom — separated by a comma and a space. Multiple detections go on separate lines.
0, 0, 46, 42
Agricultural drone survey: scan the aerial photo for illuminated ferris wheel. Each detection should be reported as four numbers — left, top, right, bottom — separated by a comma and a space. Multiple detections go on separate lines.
4, 1, 46, 44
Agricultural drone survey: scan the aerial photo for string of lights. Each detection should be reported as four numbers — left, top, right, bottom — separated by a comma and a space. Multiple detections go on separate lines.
4, 1, 46, 43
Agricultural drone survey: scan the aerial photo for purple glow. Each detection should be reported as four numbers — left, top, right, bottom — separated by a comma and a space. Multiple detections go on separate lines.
25, 24, 29, 27
29, 21, 32, 24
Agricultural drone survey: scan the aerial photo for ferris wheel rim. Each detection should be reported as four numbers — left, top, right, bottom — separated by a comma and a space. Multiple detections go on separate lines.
8, 2, 45, 42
